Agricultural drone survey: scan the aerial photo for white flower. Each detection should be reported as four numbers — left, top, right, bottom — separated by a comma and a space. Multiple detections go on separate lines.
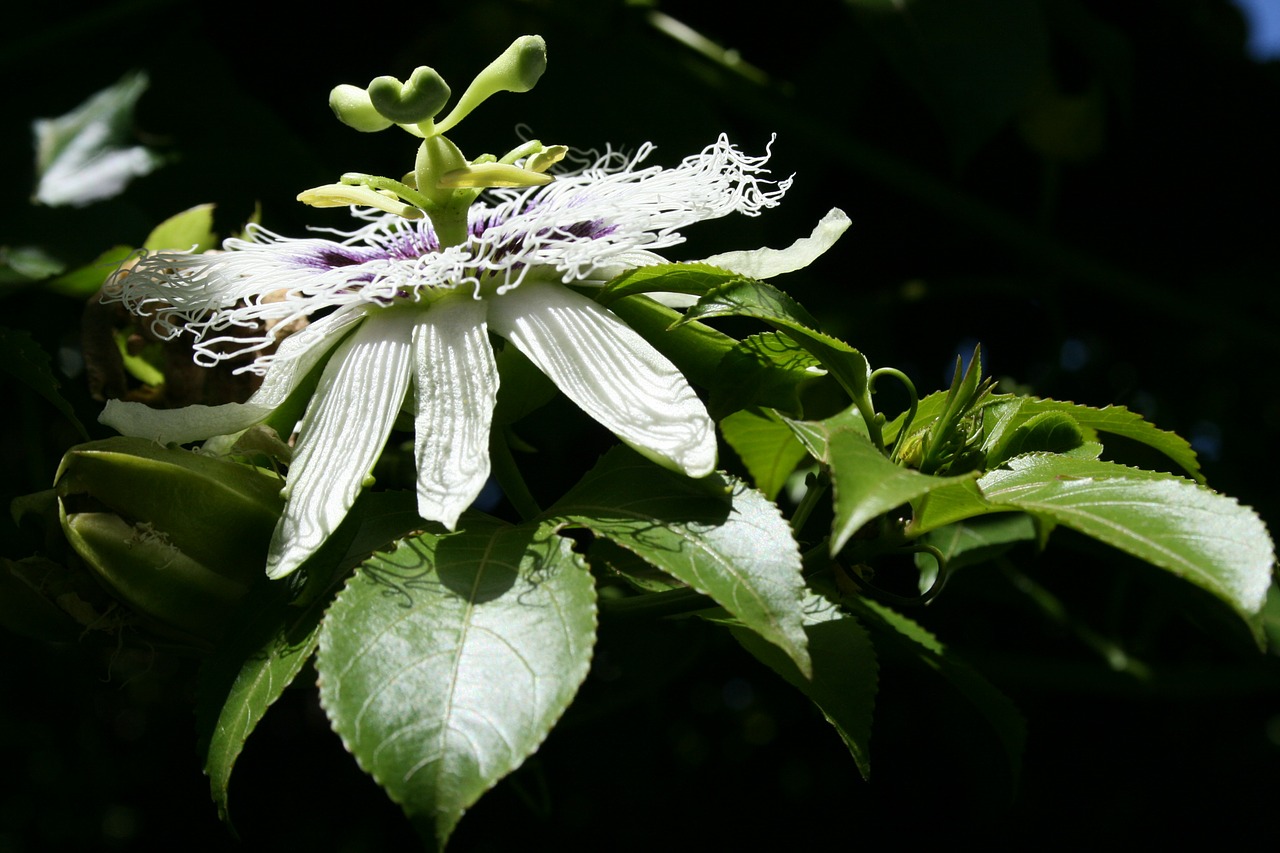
101, 135, 848, 579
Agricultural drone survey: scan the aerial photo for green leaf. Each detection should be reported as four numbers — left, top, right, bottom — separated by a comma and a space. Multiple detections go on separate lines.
981, 455, 1275, 626
546, 447, 811, 677
908, 477, 992, 534
920, 513, 1039, 571
678, 277, 874, 405
1016, 399, 1203, 481
732, 590, 878, 778
709, 331, 825, 418
719, 408, 808, 500
785, 413, 978, 553
0, 245, 65, 286
316, 515, 596, 849
143, 203, 219, 253
684, 275, 821, 329
1262, 582, 1280, 656
197, 491, 422, 826
985, 410, 1085, 467
46, 245, 134, 297
602, 294, 738, 389
596, 261, 741, 303
1, 326, 89, 440
197, 582, 324, 827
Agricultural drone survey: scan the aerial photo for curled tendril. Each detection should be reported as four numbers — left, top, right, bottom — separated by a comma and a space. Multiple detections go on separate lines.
869, 367, 919, 462
857, 543, 950, 607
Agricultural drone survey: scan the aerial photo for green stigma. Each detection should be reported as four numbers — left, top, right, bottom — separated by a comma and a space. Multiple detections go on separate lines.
301, 35, 561, 248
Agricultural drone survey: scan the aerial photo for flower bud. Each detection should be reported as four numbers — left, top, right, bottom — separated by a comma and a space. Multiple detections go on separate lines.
56, 437, 284, 641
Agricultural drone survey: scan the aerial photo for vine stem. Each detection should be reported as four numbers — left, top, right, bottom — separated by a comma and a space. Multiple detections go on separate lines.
598, 586, 714, 619
489, 428, 542, 522
789, 469, 829, 536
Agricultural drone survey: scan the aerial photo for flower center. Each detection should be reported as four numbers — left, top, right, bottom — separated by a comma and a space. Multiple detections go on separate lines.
297, 37, 568, 249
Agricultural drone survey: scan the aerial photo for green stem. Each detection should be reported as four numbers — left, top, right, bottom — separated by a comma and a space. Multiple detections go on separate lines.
490, 429, 541, 522
598, 586, 714, 619
789, 469, 828, 536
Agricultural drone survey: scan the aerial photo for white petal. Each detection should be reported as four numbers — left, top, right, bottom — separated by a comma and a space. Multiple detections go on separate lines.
487, 280, 716, 477
97, 307, 366, 445
266, 310, 416, 579
411, 296, 499, 529
100, 397, 276, 446
699, 207, 851, 279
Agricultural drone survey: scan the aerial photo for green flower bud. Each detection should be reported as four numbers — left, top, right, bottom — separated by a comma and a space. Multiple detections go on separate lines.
367, 66, 451, 126
329, 83, 394, 132
56, 437, 284, 641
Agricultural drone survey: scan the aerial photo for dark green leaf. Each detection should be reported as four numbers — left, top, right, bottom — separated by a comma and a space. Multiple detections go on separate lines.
197, 491, 422, 826
920, 513, 1039, 571
1017, 399, 1202, 481
197, 581, 324, 827
985, 410, 1086, 467
854, 598, 1025, 784
679, 277, 879, 423
733, 590, 877, 778
1, 326, 89, 440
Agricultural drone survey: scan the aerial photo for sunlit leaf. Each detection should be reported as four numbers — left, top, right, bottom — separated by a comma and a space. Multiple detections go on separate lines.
785, 413, 977, 553
596, 261, 741, 302
143, 203, 219, 253
978, 454, 1275, 629
719, 408, 809, 500
546, 447, 811, 677
316, 515, 596, 849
